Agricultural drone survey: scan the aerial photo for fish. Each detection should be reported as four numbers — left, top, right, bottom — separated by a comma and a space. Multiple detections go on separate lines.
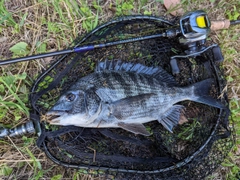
46, 60, 226, 136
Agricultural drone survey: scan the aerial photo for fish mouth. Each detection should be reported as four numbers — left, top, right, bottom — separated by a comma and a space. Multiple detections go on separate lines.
43, 110, 67, 124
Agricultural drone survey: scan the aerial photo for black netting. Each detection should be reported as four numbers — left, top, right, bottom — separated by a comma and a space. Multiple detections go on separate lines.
29, 16, 234, 179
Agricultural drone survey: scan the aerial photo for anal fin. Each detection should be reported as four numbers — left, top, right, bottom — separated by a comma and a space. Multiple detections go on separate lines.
158, 105, 185, 132
118, 122, 151, 136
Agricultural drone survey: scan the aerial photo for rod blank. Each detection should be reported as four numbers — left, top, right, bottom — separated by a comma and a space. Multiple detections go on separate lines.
0, 34, 163, 66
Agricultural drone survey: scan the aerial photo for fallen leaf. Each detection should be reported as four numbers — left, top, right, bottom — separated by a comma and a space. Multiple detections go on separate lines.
163, 0, 184, 16
179, 114, 188, 125
0, 37, 7, 43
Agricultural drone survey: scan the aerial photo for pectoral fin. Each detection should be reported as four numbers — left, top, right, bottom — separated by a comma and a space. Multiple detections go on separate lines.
158, 105, 185, 133
118, 122, 151, 136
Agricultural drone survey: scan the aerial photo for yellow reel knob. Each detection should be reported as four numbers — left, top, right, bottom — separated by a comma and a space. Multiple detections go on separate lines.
196, 16, 207, 28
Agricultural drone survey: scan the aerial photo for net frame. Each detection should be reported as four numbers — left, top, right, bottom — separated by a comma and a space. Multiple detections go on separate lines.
29, 15, 234, 179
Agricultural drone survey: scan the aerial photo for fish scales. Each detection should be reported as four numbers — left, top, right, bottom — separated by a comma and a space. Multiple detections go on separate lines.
107, 91, 182, 122
75, 71, 162, 102
108, 93, 163, 121
47, 60, 226, 136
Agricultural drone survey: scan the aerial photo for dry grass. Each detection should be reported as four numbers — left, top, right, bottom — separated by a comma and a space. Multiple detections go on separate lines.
0, 0, 239, 179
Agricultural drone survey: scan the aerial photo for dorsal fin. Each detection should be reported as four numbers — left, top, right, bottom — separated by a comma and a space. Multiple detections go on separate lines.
95, 60, 176, 86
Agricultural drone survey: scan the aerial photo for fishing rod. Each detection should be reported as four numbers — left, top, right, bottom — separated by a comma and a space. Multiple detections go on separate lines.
0, 10, 239, 138
0, 12, 239, 66
0, 34, 166, 66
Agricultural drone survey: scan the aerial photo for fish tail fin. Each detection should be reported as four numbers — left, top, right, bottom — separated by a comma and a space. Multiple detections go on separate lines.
192, 78, 226, 109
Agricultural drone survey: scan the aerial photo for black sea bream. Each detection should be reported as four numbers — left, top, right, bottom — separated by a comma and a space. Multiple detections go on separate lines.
46, 60, 225, 136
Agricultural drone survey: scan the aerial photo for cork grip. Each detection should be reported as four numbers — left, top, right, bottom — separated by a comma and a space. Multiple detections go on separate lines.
210, 20, 231, 30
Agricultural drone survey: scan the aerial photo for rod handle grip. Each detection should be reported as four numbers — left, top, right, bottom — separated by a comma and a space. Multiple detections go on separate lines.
211, 20, 230, 31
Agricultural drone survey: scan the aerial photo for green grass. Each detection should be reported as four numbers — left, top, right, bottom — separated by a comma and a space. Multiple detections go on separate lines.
216, 2, 240, 177
0, 71, 29, 120
0, 0, 239, 179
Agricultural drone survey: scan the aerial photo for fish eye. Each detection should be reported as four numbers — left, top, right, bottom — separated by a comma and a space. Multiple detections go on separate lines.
65, 93, 76, 102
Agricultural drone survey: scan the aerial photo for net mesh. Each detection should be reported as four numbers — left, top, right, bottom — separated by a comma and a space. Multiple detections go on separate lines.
29, 16, 234, 179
